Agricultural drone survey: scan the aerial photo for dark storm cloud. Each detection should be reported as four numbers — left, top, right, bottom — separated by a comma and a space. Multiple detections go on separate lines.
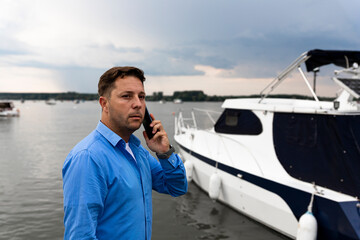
1, 0, 359, 93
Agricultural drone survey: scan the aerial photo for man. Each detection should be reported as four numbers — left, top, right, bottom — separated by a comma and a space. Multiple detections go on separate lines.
62, 66, 188, 240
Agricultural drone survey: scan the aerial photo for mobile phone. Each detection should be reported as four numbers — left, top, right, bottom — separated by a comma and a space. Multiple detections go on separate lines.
143, 107, 155, 139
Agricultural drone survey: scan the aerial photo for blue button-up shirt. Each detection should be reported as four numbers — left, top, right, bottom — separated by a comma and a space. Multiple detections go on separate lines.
62, 121, 187, 240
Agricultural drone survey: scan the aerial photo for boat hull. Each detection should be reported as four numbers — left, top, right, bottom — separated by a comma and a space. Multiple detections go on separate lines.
0, 109, 19, 117
176, 141, 360, 240
178, 144, 298, 238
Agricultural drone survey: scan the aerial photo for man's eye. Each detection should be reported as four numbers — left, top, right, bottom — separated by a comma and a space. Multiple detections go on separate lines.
122, 95, 131, 99
139, 95, 145, 100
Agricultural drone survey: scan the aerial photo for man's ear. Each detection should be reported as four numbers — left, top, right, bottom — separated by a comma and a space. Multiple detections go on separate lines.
99, 96, 109, 113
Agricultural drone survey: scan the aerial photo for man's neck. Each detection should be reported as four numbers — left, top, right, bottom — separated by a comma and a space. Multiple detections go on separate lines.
100, 119, 132, 143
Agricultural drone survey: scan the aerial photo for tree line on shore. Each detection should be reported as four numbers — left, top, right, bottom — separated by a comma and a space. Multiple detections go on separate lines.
0, 91, 334, 102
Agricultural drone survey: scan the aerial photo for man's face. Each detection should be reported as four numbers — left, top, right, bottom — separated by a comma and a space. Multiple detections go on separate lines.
105, 76, 146, 136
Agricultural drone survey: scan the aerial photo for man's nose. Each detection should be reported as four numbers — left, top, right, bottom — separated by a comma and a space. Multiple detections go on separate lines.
132, 96, 142, 108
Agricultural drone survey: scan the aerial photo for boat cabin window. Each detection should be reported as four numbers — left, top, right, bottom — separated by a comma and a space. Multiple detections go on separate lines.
0, 102, 12, 109
214, 109, 263, 135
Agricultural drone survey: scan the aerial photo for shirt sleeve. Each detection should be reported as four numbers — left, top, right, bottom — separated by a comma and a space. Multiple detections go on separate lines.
149, 151, 188, 197
62, 150, 107, 240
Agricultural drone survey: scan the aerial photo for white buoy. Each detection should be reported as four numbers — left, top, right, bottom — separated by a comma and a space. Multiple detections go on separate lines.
297, 211, 317, 240
296, 190, 317, 240
184, 160, 194, 182
208, 172, 221, 200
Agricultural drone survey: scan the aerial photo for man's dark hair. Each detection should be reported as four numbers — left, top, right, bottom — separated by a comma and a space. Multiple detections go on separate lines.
98, 66, 146, 97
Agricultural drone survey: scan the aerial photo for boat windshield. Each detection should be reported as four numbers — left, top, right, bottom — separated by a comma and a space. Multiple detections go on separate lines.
0, 102, 13, 109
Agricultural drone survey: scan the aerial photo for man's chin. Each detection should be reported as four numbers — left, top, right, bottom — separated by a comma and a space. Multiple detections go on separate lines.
128, 122, 142, 131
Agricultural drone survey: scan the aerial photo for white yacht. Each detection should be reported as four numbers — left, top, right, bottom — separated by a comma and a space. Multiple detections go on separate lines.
0, 101, 20, 117
174, 99, 183, 104
45, 99, 56, 105
175, 50, 360, 240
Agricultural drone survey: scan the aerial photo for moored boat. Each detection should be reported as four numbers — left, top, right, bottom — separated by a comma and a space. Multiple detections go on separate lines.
45, 99, 56, 105
175, 49, 360, 240
0, 101, 20, 117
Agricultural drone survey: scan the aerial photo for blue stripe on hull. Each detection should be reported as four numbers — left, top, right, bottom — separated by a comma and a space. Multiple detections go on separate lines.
177, 143, 360, 240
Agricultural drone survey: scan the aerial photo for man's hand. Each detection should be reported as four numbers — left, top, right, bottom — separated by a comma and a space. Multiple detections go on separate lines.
143, 113, 170, 154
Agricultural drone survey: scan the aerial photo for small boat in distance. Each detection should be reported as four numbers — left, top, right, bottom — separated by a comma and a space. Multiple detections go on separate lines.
173, 99, 182, 104
175, 49, 360, 240
45, 99, 56, 105
0, 101, 20, 117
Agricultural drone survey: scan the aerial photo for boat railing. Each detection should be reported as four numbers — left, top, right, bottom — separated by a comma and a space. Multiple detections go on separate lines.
333, 63, 360, 100
175, 108, 221, 134
260, 51, 360, 107
259, 51, 312, 102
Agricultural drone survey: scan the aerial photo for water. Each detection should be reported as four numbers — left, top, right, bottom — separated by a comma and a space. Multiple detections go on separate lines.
0, 100, 289, 240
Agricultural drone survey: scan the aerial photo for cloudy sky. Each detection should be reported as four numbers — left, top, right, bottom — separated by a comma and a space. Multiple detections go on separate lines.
0, 0, 359, 97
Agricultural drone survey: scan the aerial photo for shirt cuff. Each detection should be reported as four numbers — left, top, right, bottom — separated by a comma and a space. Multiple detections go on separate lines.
158, 153, 179, 169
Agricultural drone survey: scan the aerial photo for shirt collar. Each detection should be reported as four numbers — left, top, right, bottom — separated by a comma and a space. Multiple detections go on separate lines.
96, 121, 141, 148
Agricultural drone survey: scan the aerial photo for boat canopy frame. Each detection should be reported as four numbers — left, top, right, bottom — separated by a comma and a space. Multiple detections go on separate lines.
259, 49, 360, 103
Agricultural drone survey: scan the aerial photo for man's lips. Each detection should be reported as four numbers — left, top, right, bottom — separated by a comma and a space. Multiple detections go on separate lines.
129, 114, 142, 120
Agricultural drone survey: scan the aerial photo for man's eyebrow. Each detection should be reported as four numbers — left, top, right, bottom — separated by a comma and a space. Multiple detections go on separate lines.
119, 91, 146, 95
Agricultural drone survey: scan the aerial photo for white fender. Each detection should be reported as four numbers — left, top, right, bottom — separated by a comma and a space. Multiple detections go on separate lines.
297, 186, 318, 240
208, 172, 221, 200
296, 211, 317, 240
184, 160, 194, 182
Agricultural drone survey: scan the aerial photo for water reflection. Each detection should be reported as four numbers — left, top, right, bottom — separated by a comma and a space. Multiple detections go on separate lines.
173, 183, 290, 240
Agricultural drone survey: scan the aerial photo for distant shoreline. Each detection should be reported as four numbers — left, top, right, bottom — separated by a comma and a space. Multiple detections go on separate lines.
0, 91, 335, 102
